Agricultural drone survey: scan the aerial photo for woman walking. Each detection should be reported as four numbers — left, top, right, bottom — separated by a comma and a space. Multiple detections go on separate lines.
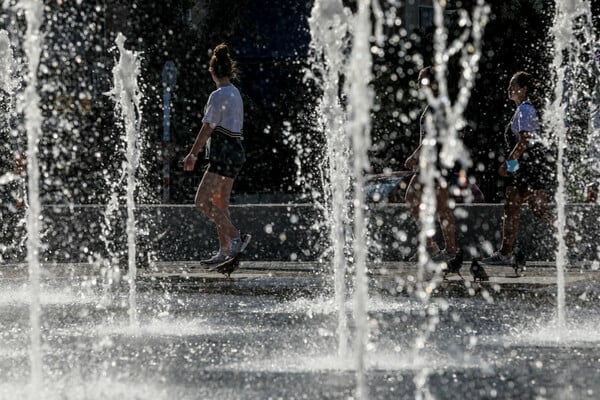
483, 71, 554, 264
183, 43, 250, 264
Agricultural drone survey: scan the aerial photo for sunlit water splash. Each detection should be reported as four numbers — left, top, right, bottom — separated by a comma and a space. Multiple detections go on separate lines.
12, 0, 45, 397
0, 28, 18, 98
416, 0, 488, 283
308, 0, 352, 358
586, 7, 600, 204
0, 30, 12, 86
345, 1, 378, 397
107, 33, 143, 328
308, 1, 490, 398
308, 0, 380, 397
545, 0, 585, 328
412, 1, 489, 397
0, 29, 21, 189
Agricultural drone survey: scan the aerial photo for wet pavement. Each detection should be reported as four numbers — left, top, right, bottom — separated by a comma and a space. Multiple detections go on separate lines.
5, 259, 598, 298
1, 261, 600, 399
141, 260, 600, 299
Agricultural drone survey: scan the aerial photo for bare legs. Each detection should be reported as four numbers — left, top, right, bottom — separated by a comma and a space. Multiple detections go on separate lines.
195, 171, 239, 252
435, 184, 457, 254
499, 186, 554, 255
498, 186, 522, 255
405, 174, 457, 254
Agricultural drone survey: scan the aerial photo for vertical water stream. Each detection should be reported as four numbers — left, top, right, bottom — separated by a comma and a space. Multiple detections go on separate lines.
18, 0, 45, 396
109, 33, 143, 327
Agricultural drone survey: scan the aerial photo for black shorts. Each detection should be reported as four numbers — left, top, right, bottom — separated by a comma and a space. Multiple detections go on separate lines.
505, 167, 545, 191
207, 162, 243, 179
505, 145, 555, 192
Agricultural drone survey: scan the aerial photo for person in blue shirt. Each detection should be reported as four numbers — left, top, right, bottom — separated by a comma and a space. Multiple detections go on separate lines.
183, 43, 251, 264
483, 71, 555, 265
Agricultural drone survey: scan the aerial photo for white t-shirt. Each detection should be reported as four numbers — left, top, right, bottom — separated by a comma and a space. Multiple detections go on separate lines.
202, 85, 244, 133
511, 100, 540, 144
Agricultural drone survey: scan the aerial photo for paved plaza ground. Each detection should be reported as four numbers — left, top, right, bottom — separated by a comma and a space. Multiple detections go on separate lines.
4, 259, 597, 295
1, 260, 600, 399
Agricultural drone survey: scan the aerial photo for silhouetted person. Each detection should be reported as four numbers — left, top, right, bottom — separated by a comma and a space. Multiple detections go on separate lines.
183, 43, 251, 264
405, 66, 462, 262
483, 71, 554, 265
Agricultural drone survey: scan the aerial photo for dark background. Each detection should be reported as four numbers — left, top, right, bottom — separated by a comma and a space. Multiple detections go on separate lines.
1, 0, 599, 204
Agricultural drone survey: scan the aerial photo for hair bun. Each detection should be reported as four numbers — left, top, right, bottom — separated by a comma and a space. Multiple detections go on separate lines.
210, 43, 237, 79
214, 44, 229, 58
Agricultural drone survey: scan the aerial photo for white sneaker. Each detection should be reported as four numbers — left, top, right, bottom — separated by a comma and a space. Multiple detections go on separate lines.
228, 233, 252, 259
200, 250, 228, 265
240, 233, 252, 252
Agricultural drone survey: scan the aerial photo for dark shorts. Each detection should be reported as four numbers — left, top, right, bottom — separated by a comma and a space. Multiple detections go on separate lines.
505, 167, 546, 191
207, 162, 243, 179
505, 146, 556, 192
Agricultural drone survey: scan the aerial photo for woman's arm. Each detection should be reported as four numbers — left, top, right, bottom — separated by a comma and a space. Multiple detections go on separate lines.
507, 131, 531, 160
183, 123, 214, 171
499, 131, 531, 176
404, 144, 422, 171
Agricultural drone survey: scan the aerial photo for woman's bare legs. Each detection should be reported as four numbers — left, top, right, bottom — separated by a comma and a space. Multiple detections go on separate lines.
499, 186, 524, 255
498, 186, 556, 256
212, 181, 233, 252
195, 171, 239, 252
436, 185, 456, 254
405, 174, 456, 253
406, 175, 438, 250
527, 189, 554, 226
